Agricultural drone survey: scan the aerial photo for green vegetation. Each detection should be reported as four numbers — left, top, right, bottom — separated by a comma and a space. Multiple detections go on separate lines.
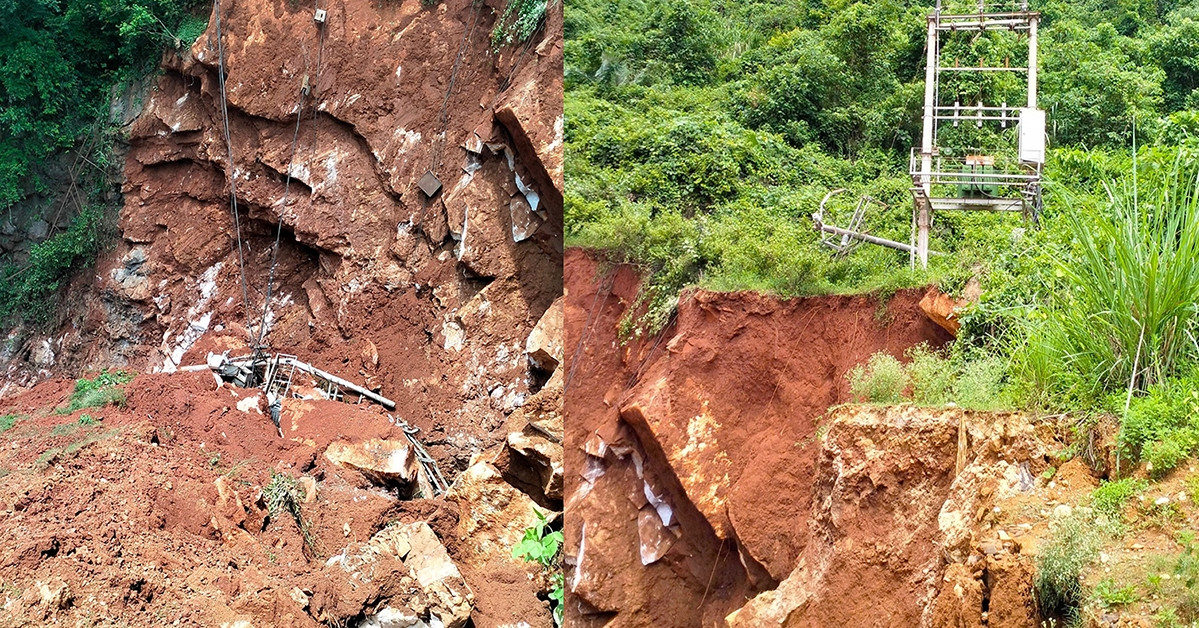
264, 470, 315, 553
513, 510, 564, 626
0, 0, 206, 208
1117, 370, 1199, 478
1091, 477, 1148, 524
1036, 513, 1107, 621
58, 369, 133, 414
1145, 532, 1199, 624
493, 0, 555, 47
0, 414, 20, 433
1094, 578, 1140, 607
0, 1, 207, 324
0, 204, 107, 324
1015, 162, 1199, 408
845, 345, 1012, 410
846, 352, 906, 403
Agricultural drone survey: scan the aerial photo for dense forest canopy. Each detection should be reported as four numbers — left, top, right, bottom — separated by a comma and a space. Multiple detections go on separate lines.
0, 0, 205, 323
565, 0, 1199, 422
0, 0, 206, 207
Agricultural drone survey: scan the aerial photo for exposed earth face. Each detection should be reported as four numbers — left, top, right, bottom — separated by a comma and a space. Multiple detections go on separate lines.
0, 0, 564, 625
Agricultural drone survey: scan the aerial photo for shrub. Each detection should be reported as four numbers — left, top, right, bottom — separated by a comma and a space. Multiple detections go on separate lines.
1036, 514, 1105, 620
1144, 433, 1196, 479
0, 414, 18, 432
0, 204, 108, 324
953, 356, 1010, 411
1090, 477, 1147, 523
847, 352, 907, 403
1119, 369, 1199, 476
905, 343, 955, 405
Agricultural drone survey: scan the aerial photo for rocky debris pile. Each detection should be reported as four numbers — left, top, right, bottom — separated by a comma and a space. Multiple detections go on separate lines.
314, 522, 473, 627
0, 298, 564, 626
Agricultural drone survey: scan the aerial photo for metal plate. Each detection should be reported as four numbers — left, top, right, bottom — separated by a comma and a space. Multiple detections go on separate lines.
418, 171, 442, 197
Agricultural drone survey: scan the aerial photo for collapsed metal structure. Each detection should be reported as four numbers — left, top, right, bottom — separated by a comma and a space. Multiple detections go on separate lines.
814, 0, 1046, 268
195, 352, 395, 409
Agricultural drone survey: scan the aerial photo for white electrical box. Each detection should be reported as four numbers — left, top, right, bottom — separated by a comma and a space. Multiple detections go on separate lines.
1018, 108, 1046, 164
314, 8, 327, 23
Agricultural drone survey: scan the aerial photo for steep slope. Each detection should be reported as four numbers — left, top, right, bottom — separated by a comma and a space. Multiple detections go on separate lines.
563, 248, 957, 625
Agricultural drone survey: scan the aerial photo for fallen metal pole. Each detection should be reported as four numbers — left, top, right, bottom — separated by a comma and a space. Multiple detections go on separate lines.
812, 220, 916, 254
279, 357, 395, 409
179, 364, 212, 373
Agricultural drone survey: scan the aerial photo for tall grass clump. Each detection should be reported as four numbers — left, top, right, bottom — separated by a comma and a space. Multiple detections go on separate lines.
1020, 155, 1199, 404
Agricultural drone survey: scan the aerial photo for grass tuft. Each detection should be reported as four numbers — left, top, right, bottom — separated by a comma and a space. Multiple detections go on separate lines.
264, 470, 315, 554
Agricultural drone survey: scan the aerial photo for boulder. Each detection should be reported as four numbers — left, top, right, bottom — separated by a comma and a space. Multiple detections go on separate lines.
324, 439, 419, 493
316, 522, 473, 628
446, 459, 549, 569
506, 430, 563, 502
526, 297, 563, 373
919, 287, 965, 336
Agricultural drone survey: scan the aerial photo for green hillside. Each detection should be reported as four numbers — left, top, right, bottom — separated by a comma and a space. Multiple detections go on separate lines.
565, 0, 1199, 471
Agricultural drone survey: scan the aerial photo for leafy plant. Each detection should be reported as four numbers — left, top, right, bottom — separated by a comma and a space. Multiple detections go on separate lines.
77, 414, 96, 426
846, 352, 907, 403
513, 510, 564, 626
1094, 579, 1139, 607
58, 369, 133, 414
0, 0, 209, 209
1090, 477, 1147, 523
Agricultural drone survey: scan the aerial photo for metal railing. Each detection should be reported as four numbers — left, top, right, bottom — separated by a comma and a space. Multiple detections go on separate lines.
909, 147, 1041, 193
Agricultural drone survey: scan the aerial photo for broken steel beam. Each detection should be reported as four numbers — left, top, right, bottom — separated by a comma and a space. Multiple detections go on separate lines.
277, 356, 395, 410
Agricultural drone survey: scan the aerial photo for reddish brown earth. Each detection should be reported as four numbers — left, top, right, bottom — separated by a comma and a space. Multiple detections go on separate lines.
0, 372, 554, 625
0, 0, 563, 624
563, 248, 958, 626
